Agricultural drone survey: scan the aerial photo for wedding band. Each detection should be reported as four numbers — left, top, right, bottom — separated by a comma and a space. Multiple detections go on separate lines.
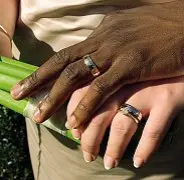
119, 104, 142, 124
83, 54, 100, 77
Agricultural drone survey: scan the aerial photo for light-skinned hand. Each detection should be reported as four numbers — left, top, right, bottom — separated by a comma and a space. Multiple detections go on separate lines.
67, 76, 184, 170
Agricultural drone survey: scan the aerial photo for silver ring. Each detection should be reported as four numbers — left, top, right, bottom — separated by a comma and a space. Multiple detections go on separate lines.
83, 54, 100, 77
118, 104, 142, 124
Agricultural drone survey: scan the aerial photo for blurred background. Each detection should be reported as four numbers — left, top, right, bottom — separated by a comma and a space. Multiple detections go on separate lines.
0, 105, 33, 180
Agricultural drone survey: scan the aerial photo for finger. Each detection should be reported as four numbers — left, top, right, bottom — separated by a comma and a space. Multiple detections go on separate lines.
11, 37, 99, 100
69, 82, 126, 141
77, 82, 147, 163
67, 81, 143, 123
71, 128, 83, 140
133, 105, 176, 168
72, 83, 132, 162
67, 85, 89, 119
32, 49, 109, 123
65, 72, 119, 129
65, 53, 142, 129
104, 112, 137, 170
103, 97, 146, 170
81, 100, 117, 163
31, 59, 92, 122
68, 85, 89, 140
32, 45, 116, 123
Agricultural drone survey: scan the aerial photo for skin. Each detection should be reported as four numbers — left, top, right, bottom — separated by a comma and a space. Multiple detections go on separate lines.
6, 0, 184, 171
67, 76, 184, 169
0, 33, 12, 57
0, 0, 19, 57
0, 0, 183, 173
0, 0, 19, 38
10, 1, 184, 130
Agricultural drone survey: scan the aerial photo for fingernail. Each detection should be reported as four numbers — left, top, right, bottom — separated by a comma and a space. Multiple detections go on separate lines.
11, 84, 23, 98
65, 115, 76, 129
32, 108, 41, 123
72, 129, 81, 140
133, 157, 144, 168
104, 156, 119, 170
83, 151, 96, 163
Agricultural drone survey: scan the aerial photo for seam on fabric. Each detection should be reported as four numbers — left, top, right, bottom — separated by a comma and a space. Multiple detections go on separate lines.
36, 124, 42, 180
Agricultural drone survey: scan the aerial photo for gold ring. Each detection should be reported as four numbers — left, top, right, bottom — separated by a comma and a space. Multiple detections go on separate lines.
119, 104, 142, 124
83, 54, 100, 77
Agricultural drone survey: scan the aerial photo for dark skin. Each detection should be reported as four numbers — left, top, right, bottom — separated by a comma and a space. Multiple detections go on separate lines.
11, 0, 184, 129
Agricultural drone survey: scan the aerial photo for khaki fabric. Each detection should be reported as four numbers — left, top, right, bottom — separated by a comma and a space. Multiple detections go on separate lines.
13, 0, 183, 179
26, 113, 184, 180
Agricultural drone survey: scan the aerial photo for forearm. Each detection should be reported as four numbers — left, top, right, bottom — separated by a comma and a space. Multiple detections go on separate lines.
0, 0, 19, 56
0, 0, 19, 38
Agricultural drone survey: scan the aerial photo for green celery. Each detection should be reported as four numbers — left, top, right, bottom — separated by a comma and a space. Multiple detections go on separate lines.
0, 56, 79, 144
0, 73, 20, 92
0, 61, 33, 79
0, 89, 78, 143
1, 56, 38, 72
0, 89, 27, 114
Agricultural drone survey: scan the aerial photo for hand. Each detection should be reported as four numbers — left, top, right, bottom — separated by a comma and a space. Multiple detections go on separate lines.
11, 1, 184, 128
67, 76, 184, 169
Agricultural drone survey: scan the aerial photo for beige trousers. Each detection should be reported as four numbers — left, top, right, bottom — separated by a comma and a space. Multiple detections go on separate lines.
26, 111, 184, 180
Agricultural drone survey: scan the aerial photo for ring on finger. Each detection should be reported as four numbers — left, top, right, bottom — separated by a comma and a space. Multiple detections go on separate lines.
118, 104, 142, 124
83, 54, 101, 77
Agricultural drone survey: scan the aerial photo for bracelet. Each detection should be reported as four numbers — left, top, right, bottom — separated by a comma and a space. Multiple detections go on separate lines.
0, 24, 12, 42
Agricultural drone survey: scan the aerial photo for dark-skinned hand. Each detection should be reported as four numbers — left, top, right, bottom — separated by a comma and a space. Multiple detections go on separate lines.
11, 1, 184, 129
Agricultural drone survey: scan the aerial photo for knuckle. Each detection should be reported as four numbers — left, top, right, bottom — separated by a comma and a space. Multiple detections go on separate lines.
62, 64, 79, 82
90, 117, 105, 127
91, 79, 107, 95
159, 88, 173, 102
122, 50, 141, 63
111, 119, 133, 136
26, 72, 39, 87
77, 101, 90, 113
81, 139, 99, 153
144, 130, 162, 141
52, 48, 70, 66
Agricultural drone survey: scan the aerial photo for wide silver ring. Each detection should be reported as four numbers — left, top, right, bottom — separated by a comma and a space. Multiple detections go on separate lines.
118, 104, 142, 124
83, 54, 100, 77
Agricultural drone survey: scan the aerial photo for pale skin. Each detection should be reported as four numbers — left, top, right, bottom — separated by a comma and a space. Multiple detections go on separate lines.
67, 76, 184, 169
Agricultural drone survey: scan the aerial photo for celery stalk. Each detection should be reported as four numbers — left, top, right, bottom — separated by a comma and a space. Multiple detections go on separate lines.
0, 61, 33, 79
1, 56, 38, 72
0, 56, 80, 144
0, 89, 79, 143
0, 73, 20, 92
0, 89, 27, 114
